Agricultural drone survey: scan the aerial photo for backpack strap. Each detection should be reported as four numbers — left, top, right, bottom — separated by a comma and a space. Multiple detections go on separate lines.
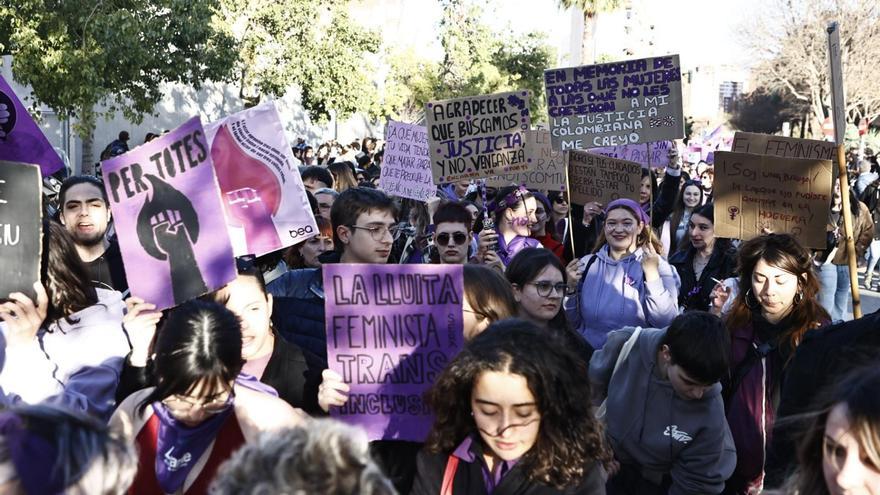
723, 339, 777, 410
575, 254, 599, 318
441, 455, 459, 495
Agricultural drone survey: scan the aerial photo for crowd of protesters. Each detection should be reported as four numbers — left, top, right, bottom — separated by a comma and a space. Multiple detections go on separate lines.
1, 128, 879, 495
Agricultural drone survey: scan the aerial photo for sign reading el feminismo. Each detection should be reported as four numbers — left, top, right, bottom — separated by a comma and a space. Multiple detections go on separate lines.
545, 55, 684, 151
323, 264, 464, 442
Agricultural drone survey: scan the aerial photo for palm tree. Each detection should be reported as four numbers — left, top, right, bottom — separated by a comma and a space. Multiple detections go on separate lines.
558, 0, 623, 65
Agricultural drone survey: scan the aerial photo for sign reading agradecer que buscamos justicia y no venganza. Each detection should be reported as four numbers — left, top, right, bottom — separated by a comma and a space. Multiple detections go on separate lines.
544, 54, 684, 151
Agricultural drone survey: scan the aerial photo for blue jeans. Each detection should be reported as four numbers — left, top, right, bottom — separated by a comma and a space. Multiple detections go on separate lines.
866, 239, 880, 281
818, 263, 851, 322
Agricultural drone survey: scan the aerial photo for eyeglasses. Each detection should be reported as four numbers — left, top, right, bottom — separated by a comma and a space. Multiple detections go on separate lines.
318, 202, 332, 210
553, 196, 568, 204
527, 281, 571, 297
436, 232, 468, 246
162, 391, 233, 416
349, 224, 400, 241
605, 221, 637, 232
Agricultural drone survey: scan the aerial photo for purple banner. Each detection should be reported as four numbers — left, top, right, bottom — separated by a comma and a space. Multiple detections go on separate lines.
587, 140, 673, 169
101, 116, 235, 310
205, 102, 318, 257
323, 264, 464, 441
0, 75, 64, 176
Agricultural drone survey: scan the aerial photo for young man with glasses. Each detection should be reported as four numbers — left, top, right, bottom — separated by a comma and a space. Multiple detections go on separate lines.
267, 187, 398, 360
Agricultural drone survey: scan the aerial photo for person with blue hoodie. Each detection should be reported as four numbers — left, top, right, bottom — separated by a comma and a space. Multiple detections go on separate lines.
564, 198, 680, 350
590, 311, 737, 494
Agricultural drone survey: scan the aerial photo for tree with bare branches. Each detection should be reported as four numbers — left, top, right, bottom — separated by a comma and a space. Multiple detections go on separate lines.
742, 0, 880, 140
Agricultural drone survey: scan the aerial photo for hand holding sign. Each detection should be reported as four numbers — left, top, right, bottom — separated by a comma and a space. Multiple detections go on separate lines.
0, 282, 48, 348
122, 297, 162, 367
318, 369, 351, 413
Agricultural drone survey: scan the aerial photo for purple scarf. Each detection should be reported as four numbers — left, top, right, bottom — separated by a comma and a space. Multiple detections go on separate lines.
152, 398, 235, 494
0, 412, 64, 495
496, 231, 541, 266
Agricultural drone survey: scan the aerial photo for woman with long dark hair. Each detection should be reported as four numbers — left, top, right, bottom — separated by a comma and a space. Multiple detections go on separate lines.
668, 203, 736, 312
0, 221, 130, 418
112, 300, 305, 494
710, 234, 829, 494
785, 366, 880, 494
660, 179, 704, 257
411, 320, 609, 494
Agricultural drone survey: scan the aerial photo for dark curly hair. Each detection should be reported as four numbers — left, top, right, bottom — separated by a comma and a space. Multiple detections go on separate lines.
423, 319, 611, 489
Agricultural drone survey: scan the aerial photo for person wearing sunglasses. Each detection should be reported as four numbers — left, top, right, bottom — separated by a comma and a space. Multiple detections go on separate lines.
112, 300, 305, 495
410, 320, 609, 495
430, 201, 475, 265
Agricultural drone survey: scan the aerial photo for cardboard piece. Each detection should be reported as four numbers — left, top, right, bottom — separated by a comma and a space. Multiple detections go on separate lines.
545, 54, 684, 151
323, 264, 464, 442
713, 151, 833, 249
0, 76, 64, 176
486, 129, 565, 191
567, 150, 642, 206
101, 116, 236, 310
826, 22, 846, 145
731, 132, 838, 166
426, 90, 531, 183
0, 161, 42, 299
379, 121, 436, 201
205, 102, 318, 257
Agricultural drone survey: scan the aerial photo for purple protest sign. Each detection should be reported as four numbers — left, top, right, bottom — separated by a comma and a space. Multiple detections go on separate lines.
323, 264, 464, 441
379, 121, 435, 201
205, 102, 318, 257
101, 116, 235, 310
588, 141, 673, 169
0, 75, 64, 176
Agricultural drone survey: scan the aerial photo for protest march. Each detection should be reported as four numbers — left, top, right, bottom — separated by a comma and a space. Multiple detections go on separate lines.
1, 2, 880, 494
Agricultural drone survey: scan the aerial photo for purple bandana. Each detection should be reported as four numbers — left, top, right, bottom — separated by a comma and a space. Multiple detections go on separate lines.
605, 198, 650, 224
152, 397, 234, 494
496, 232, 541, 266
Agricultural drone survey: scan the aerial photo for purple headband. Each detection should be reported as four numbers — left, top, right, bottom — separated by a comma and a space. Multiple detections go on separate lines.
604, 198, 649, 224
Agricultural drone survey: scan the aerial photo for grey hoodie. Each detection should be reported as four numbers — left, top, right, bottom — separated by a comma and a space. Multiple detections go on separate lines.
589, 327, 736, 495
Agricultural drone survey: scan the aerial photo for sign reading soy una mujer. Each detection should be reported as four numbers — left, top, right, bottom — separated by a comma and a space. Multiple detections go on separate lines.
545, 55, 684, 151
323, 264, 464, 442
426, 91, 530, 184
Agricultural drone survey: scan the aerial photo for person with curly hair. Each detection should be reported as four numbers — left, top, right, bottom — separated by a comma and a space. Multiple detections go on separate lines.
411, 319, 610, 494
210, 419, 396, 495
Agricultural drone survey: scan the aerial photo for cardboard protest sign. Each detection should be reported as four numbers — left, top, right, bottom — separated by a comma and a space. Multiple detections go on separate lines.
378, 121, 435, 201
731, 132, 838, 166
426, 90, 530, 183
567, 150, 642, 205
486, 129, 566, 191
827, 22, 846, 145
713, 151, 832, 249
545, 55, 684, 151
588, 140, 673, 169
204, 102, 318, 257
0, 161, 41, 299
323, 264, 464, 442
0, 76, 64, 176
101, 117, 235, 310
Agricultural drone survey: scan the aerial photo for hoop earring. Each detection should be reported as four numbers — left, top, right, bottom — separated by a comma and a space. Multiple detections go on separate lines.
793, 290, 804, 305
745, 288, 760, 309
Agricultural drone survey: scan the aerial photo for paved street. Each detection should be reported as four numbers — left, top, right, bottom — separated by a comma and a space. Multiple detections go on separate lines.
843, 269, 880, 320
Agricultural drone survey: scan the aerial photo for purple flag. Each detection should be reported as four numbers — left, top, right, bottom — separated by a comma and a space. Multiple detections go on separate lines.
323, 264, 464, 441
205, 102, 318, 257
0, 75, 64, 176
101, 116, 235, 310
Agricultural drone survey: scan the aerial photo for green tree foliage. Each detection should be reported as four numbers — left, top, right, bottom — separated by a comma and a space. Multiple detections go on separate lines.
381, 0, 555, 124
729, 88, 806, 135
0, 0, 237, 141
557, 0, 622, 64
221, 0, 380, 122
